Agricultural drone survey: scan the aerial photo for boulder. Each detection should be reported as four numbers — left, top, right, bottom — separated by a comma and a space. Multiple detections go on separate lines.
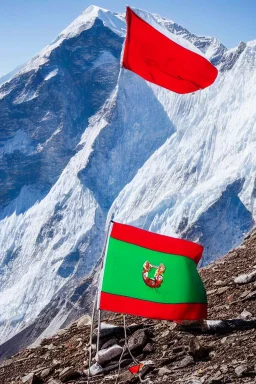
127, 329, 148, 351
76, 315, 91, 328
95, 344, 123, 365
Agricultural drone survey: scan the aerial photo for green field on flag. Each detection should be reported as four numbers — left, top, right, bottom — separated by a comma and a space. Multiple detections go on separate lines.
102, 238, 207, 304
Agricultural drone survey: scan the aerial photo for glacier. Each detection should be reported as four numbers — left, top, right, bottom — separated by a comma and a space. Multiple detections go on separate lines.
0, 5, 255, 355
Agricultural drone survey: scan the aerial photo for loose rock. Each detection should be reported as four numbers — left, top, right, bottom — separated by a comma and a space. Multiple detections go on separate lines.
143, 343, 155, 353
96, 344, 123, 365
76, 315, 91, 328
179, 355, 194, 368
235, 364, 248, 377
127, 329, 148, 351
158, 367, 171, 376
240, 309, 253, 319
40, 367, 52, 379
21, 373, 43, 384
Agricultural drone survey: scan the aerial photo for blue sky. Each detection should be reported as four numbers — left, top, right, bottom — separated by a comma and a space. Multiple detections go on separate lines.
1, 0, 256, 76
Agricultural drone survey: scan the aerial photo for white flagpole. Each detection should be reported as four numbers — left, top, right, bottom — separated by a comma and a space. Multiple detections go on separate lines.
87, 216, 114, 383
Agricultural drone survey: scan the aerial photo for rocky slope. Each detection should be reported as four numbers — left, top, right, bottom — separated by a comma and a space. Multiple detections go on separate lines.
0, 228, 255, 384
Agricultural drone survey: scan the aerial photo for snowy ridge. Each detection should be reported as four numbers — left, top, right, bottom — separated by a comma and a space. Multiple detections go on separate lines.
153, 13, 226, 64
15, 5, 125, 77
0, 5, 256, 349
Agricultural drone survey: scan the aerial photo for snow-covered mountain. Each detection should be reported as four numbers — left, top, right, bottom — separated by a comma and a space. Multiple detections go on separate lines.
0, 5, 255, 352
0, 65, 24, 87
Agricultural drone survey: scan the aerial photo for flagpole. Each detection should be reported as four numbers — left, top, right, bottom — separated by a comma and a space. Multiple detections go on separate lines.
87, 296, 97, 384
87, 216, 114, 382
96, 309, 101, 354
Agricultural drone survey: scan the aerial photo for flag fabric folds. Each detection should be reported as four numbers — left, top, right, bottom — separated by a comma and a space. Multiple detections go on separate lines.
122, 7, 218, 94
98, 222, 207, 320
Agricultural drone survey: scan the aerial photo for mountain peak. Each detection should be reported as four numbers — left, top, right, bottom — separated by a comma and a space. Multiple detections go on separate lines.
59, 5, 125, 40
16, 5, 125, 77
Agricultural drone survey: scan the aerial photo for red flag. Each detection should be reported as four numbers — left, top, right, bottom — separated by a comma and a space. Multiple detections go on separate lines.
129, 363, 144, 374
122, 7, 218, 94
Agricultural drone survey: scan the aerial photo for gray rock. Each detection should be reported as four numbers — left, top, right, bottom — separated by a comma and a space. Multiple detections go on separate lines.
214, 280, 225, 286
59, 367, 80, 382
84, 362, 103, 376
101, 338, 119, 350
42, 343, 55, 350
158, 367, 171, 376
46, 380, 62, 384
40, 367, 53, 379
216, 286, 229, 295
179, 355, 194, 368
234, 270, 256, 284
96, 344, 123, 365
235, 364, 248, 377
127, 329, 148, 351
160, 330, 170, 338
52, 359, 61, 368
119, 370, 134, 383
243, 290, 256, 300
240, 309, 253, 319
76, 315, 91, 328
143, 343, 155, 353
22, 373, 43, 384
220, 365, 228, 374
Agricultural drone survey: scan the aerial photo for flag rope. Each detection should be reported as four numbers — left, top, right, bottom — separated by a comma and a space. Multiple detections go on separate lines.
115, 314, 139, 384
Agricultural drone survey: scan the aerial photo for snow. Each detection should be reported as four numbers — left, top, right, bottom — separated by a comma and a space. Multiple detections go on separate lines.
44, 68, 58, 81
0, 112, 109, 342
59, 5, 125, 39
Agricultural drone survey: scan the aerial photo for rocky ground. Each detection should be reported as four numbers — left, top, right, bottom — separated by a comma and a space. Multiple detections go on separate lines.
0, 229, 256, 384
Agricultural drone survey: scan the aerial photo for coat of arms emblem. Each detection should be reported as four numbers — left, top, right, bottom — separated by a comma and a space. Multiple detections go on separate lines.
142, 261, 166, 288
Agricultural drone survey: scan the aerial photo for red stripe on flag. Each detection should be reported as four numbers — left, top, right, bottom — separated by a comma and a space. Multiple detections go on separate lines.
111, 222, 203, 264
99, 292, 207, 320
122, 7, 218, 94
